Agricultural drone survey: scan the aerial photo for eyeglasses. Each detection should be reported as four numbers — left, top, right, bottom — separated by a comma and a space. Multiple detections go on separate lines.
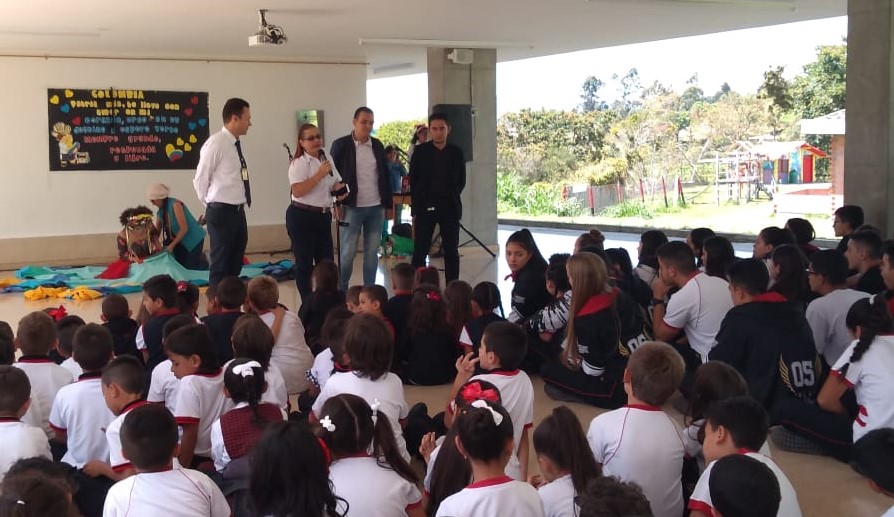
302, 135, 322, 141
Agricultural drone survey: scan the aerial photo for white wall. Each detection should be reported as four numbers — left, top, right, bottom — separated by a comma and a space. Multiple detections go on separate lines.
0, 56, 366, 239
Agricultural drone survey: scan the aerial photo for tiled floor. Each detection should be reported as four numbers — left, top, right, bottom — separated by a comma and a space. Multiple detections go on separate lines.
0, 226, 889, 516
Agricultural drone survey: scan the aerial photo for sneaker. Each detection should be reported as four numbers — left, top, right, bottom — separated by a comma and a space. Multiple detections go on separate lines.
769, 426, 828, 456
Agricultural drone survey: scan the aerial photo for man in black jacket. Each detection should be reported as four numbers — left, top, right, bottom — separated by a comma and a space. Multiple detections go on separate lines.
710, 259, 822, 411
408, 112, 466, 282
329, 107, 394, 291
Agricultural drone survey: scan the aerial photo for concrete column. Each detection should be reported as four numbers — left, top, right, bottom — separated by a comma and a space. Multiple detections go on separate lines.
427, 48, 498, 247
845, 0, 894, 235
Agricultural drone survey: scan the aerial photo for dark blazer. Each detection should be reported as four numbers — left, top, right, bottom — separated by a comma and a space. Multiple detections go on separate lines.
408, 141, 466, 218
329, 134, 393, 209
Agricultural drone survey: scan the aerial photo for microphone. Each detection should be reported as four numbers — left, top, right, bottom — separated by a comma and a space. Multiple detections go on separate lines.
319, 149, 333, 177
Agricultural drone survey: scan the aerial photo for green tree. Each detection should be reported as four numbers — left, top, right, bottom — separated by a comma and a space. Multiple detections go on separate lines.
791, 43, 846, 120
580, 76, 607, 112
759, 66, 794, 137
374, 120, 424, 151
612, 68, 643, 116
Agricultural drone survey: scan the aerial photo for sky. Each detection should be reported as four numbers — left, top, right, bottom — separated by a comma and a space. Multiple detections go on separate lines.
367, 16, 848, 124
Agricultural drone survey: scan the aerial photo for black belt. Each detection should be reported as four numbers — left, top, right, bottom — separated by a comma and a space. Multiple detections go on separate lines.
207, 202, 244, 211
291, 201, 331, 214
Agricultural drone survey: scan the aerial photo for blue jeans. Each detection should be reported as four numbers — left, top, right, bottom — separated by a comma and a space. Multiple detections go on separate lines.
339, 205, 385, 291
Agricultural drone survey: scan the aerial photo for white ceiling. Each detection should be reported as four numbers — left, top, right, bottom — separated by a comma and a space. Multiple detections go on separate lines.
0, 0, 845, 78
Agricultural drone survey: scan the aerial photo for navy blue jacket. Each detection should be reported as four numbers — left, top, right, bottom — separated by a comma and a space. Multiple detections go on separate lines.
329, 134, 393, 209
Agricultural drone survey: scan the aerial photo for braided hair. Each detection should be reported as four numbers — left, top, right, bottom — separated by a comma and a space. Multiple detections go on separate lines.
842, 296, 893, 375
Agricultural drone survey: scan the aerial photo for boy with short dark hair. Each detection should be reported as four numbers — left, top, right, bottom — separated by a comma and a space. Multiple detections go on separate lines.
834, 204, 864, 254
56, 315, 86, 378
14, 311, 74, 439
708, 454, 781, 517
101, 294, 141, 363
137, 274, 182, 372
0, 366, 51, 480
450, 321, 534, 480
83, 355, 147, 481
587, 341, 686, 517
852, 428, 894, 516
689, 396, 802, 517
103, 404, 230, 516
384, 263, 416, 347
49, 324, 115, 468
201, 276, 246, 367
576, 475, 653, 517
846, 230, 886, 294
0, 321, 13, 365
358, 284, 395, 341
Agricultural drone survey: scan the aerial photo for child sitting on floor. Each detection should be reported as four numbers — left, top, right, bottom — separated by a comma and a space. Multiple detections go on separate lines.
201, 276, 247, 367
101, 294, 141, 363
346, 286, 362, 314
0, 366, 51, 481
459, 281, 505, 354
299, 260, 345, 353
400, 284, 458, 386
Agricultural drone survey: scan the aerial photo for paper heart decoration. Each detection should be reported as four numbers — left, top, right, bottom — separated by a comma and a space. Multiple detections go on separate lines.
64, 89, 74, 98
71, 116, 82, 125
198, 118, 207, 127
176, 137, 185, 146
188, 134, 197, 143
60, 104, 70, 113
190, 95, 199, 105
165, 143, 183, 162
188, 122, 196, 131
49, 95, 60, 105
184, 143, 192, 152
184, 107, 193, 117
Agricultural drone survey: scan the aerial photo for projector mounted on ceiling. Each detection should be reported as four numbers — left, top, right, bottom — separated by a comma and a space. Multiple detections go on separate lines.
248, 9, 288, 47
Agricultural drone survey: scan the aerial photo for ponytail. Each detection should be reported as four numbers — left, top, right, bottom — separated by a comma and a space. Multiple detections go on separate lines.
426, 426, 471, 517
371, 410, 419, 485
224, 359, 266, 426
843, 296, 893, 375
532, 406, 601, 494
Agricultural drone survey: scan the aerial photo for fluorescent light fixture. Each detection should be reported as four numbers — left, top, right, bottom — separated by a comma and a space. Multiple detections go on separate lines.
0, 26, 105, 37
359, 38, 533, 49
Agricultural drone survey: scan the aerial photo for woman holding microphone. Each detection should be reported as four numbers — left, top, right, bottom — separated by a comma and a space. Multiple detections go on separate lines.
286, 123, 346, 306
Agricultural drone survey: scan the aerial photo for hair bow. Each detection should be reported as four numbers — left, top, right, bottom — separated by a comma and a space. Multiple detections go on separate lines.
426, 291, 441, 302
177, 281, 190, 293
320, 415, 336, 432
46, 305, 68, 322
460, 381, 500, 405
370, 399, 381, 424
471, 399, 503, 426
231, 361, 261, 378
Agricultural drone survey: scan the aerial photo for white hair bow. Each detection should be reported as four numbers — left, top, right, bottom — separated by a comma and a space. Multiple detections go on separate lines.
370, 399, 381, 424
320, 415, 336, 432
471, 399, 503, 426
232, 360, 262, 378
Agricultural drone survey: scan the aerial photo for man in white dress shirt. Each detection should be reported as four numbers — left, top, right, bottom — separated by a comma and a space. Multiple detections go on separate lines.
193, 98, 252, 287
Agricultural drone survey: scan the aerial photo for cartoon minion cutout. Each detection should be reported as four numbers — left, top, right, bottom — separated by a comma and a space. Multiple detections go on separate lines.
51, 122, 89, 166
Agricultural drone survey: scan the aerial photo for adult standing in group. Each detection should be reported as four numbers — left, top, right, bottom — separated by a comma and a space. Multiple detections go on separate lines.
329, 107, 393, 291
146, 183, 207, 270
285, 123, 346, 305
193, 97, 252, 287
409, 112, 466, 282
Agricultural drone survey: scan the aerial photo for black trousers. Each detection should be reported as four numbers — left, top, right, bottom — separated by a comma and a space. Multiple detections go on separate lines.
285, 204, 333, 304
541, 361, 627, 409
772, 397, 854, 462
172, 239, 206, 270
206, 203, 248, 287
412, 207, 460, 282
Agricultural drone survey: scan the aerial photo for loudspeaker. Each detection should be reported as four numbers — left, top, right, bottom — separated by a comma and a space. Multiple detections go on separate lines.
432, 103, 473, 162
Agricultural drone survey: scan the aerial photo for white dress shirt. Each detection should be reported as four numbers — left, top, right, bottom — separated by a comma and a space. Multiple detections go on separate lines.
289, 153, 337, 207
354, 137, 381, 207
193, 127, 248, 206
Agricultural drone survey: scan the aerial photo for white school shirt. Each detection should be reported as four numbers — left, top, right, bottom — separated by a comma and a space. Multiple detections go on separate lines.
260, 310, 314, 394
15, 359, 74, 438
193, 127, 247, 206
312, 370, 411, 462
289, 153, 338, 207
688, 452, 802, 517
106, 400, 150, 473
173, 369, 233, 457
587, 405, 685, 517
831, 335, 894, 441
425, 436, 518, 493
330, 455, 422, 517
436, 476, 546, 517
147, 359, 180, 415
0, 419, 52, 481
681, 420, 772, 470
884, 506, 894, 517
663, 272, 733, 361
806, 289, 870, 365
469, 370, 535, 480
49, 374, 116, 467
538, 474, 577, 517
310, 348, 335, 390
103, 466, 231, 517
61, 357, 83, 378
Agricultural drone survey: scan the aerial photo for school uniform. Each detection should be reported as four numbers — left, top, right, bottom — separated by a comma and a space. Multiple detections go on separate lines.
384, 292, 414, 350
436, 476, 545, 517
173, 369, 233, 458
467, 369, 535, 480
312, 370, 410, 462
262, 363, 289, 411
689, 451, 802, 517
423, 435, 448, 492
330, 455, 422, 517
300, 289, 346, 349
147, 359, 179, 415
103, 317, 141, 362
105, 400, 149, 473
49, 372, 116, 468
102, 466, 231, 517
537, 474, 577, 517
459, 313, 506, 350
508, 258, 551, 324
0, 417, 52, 481
137, 308, 182, 373
308, 348, 336, 391
681, 419, 772, 470
201, 310, 243, 367
831, 335, 894, 441
806, 288, 871, 365
587, 404, 686, 517
260, 310, 314, 394
61, 356, 84, 378
663, 272, 733, 361
15, 356, 74, 438
402, 329, 459, 386
209, 401, 284, 475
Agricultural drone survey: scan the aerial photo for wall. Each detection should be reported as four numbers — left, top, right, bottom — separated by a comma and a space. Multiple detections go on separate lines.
0, 56, 366, 267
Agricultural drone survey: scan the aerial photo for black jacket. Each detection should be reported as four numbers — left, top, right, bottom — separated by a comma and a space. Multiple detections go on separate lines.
509, 258, 551, 323
299, 290, 346, 350
408, 141, 466, 218
201, 311, 243, 367
329, 134, 393, 209
710, 295, 824, 409
574, 289, 647, 377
